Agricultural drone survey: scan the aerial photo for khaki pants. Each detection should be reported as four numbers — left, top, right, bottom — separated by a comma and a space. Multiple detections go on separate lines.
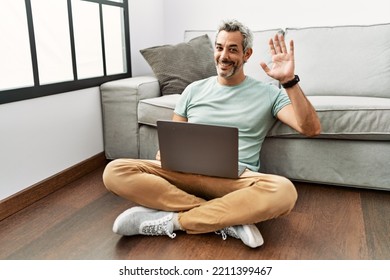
103, 159, 297, 234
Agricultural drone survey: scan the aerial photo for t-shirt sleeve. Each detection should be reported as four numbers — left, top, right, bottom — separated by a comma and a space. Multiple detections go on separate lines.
173, 85, 191, 118
271, 88, 291, 117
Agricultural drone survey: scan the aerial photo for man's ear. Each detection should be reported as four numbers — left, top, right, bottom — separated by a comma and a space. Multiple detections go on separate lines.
244, 48, 253, 63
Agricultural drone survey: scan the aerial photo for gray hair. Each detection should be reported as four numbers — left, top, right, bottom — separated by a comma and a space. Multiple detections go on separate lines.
216, 19, 253, 52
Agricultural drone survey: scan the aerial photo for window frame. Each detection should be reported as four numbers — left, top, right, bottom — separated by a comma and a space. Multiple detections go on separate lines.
0, 0, 131, 104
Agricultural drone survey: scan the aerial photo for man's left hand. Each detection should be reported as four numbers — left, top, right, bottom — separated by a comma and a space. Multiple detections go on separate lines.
260, 33, 295, 84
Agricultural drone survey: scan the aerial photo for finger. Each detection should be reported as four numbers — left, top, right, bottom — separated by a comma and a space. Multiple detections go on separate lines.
279, 34, 288, 54
268, 38, 276, 55
289, 39, 294, 56
260, 62, 270, 74
273, 34, 282, 53
156, 150, 161, 161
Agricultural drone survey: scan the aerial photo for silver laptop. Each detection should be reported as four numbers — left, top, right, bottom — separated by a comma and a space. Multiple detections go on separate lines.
157, 120, 246, 179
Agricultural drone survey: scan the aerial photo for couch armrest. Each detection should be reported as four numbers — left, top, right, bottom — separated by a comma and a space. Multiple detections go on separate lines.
100, 76, 160, 159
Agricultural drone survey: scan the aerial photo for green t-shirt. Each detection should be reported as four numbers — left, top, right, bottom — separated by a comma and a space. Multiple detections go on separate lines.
174, 76, 291, 171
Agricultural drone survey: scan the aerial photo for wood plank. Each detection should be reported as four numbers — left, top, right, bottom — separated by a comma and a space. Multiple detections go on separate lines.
361, 190, 390, 259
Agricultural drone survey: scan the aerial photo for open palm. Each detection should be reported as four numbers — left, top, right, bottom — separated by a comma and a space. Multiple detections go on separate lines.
260, 33, 295, 84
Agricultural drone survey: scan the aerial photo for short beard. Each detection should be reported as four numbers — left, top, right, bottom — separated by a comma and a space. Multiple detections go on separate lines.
216, 61, 239, 79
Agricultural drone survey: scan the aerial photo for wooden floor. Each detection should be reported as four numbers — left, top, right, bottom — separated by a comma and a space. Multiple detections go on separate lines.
0, 165, 389, 260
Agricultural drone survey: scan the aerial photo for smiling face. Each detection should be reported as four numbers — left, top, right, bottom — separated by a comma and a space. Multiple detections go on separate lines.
214, 30, 252, 86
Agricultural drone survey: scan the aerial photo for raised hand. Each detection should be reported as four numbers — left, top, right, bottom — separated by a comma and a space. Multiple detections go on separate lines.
260, 33, 295, 84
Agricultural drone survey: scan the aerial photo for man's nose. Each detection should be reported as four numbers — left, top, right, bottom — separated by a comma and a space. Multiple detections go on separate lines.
220, 49, 229, 60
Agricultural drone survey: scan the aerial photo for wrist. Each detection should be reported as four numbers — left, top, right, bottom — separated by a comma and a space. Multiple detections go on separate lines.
282, 75, 300, 89
280, 75, 295, 85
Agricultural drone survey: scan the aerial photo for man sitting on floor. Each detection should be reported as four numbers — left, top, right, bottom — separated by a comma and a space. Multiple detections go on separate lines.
103, 19, 321, 248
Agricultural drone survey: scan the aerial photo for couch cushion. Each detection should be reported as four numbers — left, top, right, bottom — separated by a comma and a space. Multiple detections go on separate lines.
268, 96, 390, 140
138, 94, 180, 126
139, 95, 390, 140
140, 35, 217, 96
285, 23, 390, 98
184, 29, 282, 85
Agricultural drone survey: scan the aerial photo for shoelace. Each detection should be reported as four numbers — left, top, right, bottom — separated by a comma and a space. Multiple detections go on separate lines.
216, 227, 239, 241
141, 216, 176, 239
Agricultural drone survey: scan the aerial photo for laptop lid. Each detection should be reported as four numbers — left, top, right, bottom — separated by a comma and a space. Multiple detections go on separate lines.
157, 120, 244, 179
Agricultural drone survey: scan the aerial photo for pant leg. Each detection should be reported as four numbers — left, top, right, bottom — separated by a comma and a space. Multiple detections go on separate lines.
103, 158, 297, 234
179, 170, 298, 234
103, 158, 207, 211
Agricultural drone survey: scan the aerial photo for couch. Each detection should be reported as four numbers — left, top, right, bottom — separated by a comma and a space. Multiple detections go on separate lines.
100, 23, 390, 191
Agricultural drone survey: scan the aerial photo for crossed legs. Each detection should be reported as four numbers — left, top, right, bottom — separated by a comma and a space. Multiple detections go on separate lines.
103, 158, 297, 234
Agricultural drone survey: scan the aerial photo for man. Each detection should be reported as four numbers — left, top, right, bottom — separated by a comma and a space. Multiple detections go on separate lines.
103, 19, 321, 248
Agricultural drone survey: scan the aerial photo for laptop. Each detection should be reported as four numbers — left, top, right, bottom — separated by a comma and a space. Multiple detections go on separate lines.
156, 120, 246, 179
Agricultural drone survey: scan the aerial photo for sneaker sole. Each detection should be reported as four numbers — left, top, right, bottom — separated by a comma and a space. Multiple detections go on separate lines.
113, 206, 156, 234
241, 224, 264, 248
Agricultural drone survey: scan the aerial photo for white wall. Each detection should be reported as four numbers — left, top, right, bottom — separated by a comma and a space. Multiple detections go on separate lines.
129, 0, 165, 76
0, 87, 103, 200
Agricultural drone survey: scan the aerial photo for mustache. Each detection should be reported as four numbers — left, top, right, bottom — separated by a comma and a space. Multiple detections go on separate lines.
218, 59, 234, 64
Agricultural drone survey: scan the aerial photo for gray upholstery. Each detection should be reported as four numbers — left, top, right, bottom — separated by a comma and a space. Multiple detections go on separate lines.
100, 24, 390, 191
285, 24, 390, 98
138, 94, 180, 126
260, 138, 390, 190
140, 35, 217, 95
268, 96, 390, 140
100, 76, 160, 158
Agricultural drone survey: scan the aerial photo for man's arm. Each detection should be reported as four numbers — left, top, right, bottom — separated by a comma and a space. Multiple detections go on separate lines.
277, 84, 321, 137
260, 33, 321, 137
172, 113, 188, 122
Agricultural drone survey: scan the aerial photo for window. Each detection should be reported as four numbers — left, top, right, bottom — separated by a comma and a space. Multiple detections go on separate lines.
0, 0, 131, 104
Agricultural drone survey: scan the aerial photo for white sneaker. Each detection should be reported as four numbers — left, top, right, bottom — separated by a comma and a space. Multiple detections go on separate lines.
218, 224, 264, 248
113, 206, 176, 239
